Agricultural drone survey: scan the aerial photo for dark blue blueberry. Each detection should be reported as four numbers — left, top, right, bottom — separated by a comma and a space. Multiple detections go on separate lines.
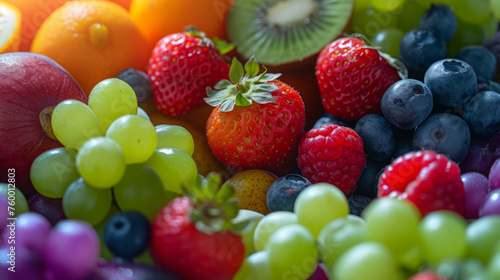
313, 113, 354, 129
354, 114, 395, 162
413, 113, 471, 163
381, 79, 433, 130
455, 46, 497, 81
267, 174, 311, 212
354, 160, 386, 199
347, 195, 372, 217
419, 4, 456, 41
392, 127, 415, 159
115, 68, 153, 105
400, 28, 446, 72
424, 58, 477, 107
463, 91, 500, 139
103, 210, 150, 260
477, 79, 500, 93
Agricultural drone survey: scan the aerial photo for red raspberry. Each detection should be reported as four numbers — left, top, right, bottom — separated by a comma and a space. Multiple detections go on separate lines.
297, 124, 366, 196
378, 150, 466, 217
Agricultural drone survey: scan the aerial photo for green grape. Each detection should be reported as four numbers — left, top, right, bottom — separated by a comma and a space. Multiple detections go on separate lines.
452, 0, 492, 25
232, 209, 264, 256
354, 0, 372, 10
317, 217, 368, 270
88, 78, 138, 132
265, 224, 318, 280
30, 147, 79, 198
113, 164, 170, 221
253, 211, 298, 251
447, 18, 487, 56
415, 0, 452, 9
466, 216, 500, 264
348, 5, 400, 38
347, 214, 366, 224
294, 183, 349, 238
488, 252, 500, 279
419, 210, 468, 264
144, 148, 198, 193
493, 0, 500, 20
0, 183, 29, 215
136, 107, 151, 122
481, 12, 498, 37
106, 115, 157, 164
93, 205, 120, 260
371, 0, 405, 12
332, 241, 397, 280
362, 198, 420, 260
62, 177, 112, 226
396, 0, 426, 32
155, 124, 195, 156
371, 28, 404, 57
51, 99, 103, 149
233, 251, 272, 280
76, 137, 126, 188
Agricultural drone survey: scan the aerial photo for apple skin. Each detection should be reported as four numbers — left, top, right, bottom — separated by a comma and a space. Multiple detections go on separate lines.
0, 52, 87, 197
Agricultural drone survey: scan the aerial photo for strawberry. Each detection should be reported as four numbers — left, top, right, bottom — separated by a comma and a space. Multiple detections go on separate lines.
204, 57, 306, 175
316, 36, 407, 120
148, 29, 232, 116
296, 124, 366, 196
378, 150, 466, 217
151, 173, 252, 280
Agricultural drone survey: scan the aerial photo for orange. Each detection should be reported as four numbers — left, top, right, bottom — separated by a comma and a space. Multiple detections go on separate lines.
0, 1, 22, 53
30, 1, 150, 94
130, 0, 233, 48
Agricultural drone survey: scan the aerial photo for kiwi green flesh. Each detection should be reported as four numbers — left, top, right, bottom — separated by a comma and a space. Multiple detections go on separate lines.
227, 0, 354, 66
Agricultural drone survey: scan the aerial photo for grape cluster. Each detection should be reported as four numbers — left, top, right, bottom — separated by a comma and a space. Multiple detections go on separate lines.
30, 78, 198, 227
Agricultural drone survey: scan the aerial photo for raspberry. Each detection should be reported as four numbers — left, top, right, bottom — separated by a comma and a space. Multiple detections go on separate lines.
378, 150, 465, 217
297, 124, 366, 196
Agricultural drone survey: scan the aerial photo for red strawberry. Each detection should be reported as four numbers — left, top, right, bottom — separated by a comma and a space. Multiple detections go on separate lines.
205, 57, 305, 175
378, 150, 466, 217
316, 36, 406, 120
148, 30, 232, 116
296, 124, 366, 196
151, 174, 251, 280
409, 270, 449, 280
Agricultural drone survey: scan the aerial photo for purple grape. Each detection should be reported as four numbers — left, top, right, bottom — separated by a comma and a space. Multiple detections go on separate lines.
489, 158, 500, 191
307, 263, 329, 280
0, 245, 44, 280
88, 260, 180, 280
42, 220, 100, 280
462, 172, 490, 219
15, 212, 52, 254
28, 192, 66, 226
460, 138, 498, 176
0, 195, 8, 232
479, 188, 500, 217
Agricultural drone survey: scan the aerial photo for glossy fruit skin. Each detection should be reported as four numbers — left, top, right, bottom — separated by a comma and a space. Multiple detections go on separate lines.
151, 197, 245, 280
463, 91, 500, 139
419, 4, 457, 41
400, 28, 446, 73
206, 80, 305, 175
455, 46, 497, 81
148, 32, 229, 117
378, 150, 466, 217
0, 52, 87, 196
297, 124, 366, 196
316, 37, 401, 121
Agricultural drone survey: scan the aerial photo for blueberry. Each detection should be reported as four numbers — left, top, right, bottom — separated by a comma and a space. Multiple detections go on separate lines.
400, 28, 446, 72
354, 114, 395, 162
424, 58, 477, 107
103, 210, 150, 260
313, 113, 354, 129
347, 195, 372, 217
354, 160, 386, 199
115, 68, 153, 105
455, 46, 497, 81
463, 91, 500, 139
413, 113, 471, 163
381, 79, 433, 130
419, 4, 457, 41
392, 127, 415, 159
266, 174, 311, 212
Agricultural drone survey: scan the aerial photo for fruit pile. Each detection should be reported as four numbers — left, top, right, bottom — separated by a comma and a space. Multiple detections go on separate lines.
0, 0, 499, 279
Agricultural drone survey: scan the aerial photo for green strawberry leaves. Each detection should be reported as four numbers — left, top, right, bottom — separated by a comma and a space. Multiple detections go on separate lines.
186, 27, 234, 55
205, 56, 281, 112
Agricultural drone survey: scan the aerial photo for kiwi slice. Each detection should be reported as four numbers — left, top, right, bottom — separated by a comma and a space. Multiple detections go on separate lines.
227, 0, 354, 66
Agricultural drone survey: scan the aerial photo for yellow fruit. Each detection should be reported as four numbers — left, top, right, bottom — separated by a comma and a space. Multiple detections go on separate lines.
30, 1, 150, 94
0, 1, 21, 53
226, 169, 279, 215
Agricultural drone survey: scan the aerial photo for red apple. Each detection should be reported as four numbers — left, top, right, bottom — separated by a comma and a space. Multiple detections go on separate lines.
0, 52, 87, 196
